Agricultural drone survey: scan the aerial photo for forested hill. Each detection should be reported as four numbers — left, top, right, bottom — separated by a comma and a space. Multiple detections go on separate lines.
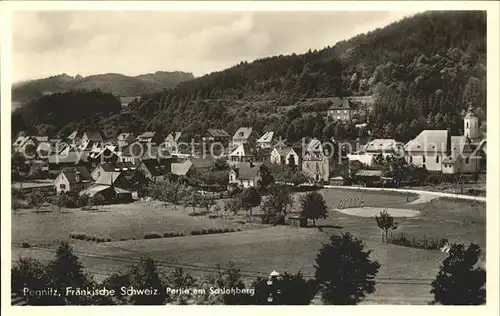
119, 10, 485, 142
11, 71, 194, 104
12, 11, 486, 143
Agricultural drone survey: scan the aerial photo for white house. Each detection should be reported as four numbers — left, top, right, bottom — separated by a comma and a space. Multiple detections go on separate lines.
270, 147, 300, 166
404, 130, 450, 172
165, 132, 182, 152
231, 127, 258, 149
228, 144, 255, 163
257, 132, 275, 149
228, 162, 262, 188
53, 166, 92, 195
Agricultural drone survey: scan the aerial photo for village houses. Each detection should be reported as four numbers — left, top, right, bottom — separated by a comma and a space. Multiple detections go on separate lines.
270, 147, 301, 167
231, 127, 259, 150
228, 161, 263, 188
164, 132, 182, 152
53, 166, 93, 195
327, 97, 355, 121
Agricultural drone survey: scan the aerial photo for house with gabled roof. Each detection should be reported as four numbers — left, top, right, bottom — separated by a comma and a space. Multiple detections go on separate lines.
228, 162, 263, 188
53, 166, 92, 195
270, 147, 301, 166
138, 158, 171, 183
302, 138, 330, 182
91, 161, 137, 180
67, 130, 84, 145
48, 150, 91, 178
327, 98, 355, 121
117, 132, 135, 148
79, 170, 133, 202
404, 130, 451, 172
229, 144, 255, 163
171, 159, 194, 178
363, 139, 404, 157
82, 130, 103, 143
231, 127, 259, 149
165, 132, 182, 152
257, 131, 275, 149
202, 129, 231, 153
136, 131, 164, 145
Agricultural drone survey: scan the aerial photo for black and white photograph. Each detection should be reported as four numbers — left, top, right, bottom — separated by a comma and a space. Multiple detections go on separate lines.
1, 0, 498, 311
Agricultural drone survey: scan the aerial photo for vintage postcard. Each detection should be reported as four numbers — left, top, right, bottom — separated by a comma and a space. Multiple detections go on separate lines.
1, 1, 499, 315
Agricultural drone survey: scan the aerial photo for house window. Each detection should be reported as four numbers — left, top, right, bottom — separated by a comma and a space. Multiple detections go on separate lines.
466, 122, 469, 128
465, 157, 469, 164
423, 155, 426, 163
60, 184, 66, 190
344, 110, 347, 114
336, 110, 340, 114
337, 116, 340, 120
436, 156, 439, 163
409, 156, 413, 163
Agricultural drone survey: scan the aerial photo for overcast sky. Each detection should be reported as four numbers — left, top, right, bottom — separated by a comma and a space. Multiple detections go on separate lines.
12, 10, 421, 82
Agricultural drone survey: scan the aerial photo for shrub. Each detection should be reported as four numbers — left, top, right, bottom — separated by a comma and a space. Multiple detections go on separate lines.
106, 238, 111, 242
91, 236, 97, 242
84, 235, 93, 241
120, 238, 126, 241
144, 232, 162, 239
387, 232, 447, 250
22, 241, 31, 248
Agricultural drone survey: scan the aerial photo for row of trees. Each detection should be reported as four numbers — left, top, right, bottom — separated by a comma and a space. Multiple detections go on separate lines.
12, 233, 485, 305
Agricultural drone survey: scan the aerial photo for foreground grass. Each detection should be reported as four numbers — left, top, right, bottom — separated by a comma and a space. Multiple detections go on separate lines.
11, 189, 485, 304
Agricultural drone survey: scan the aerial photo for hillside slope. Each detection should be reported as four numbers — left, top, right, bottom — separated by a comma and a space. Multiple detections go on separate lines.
12, 11, 486, 143
11, 71, 195, 103
121, 11, 485, 142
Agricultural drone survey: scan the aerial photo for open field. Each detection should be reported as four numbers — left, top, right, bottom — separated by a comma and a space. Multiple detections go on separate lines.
12, 201, 258, 247
11, 188, 486, 304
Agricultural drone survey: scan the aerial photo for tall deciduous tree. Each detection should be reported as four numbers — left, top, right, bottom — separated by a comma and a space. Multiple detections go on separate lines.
239, 187, 262, 219
314, 232, 380, 304
431, 243, 486, 305
375, 210, 397, 242
299, 191, 329, 226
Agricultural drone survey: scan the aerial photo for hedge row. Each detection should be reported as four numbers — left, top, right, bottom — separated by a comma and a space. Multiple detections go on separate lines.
388, 232, 447, 250
143, 232, 186, 239
70, 232, 111, 243
191, 228, 241, 236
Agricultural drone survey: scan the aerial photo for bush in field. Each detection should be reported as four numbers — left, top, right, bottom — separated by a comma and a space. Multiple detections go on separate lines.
431, 243, 486, 305
29, 189, 47, 213
143, 232, 162, 239
314, 232, 380, 304
22, 241, 31, 248
77, 193, 90, 208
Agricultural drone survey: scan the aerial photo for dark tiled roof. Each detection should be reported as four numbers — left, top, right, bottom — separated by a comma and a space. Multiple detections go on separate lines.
61, 166, 92, 184
84, 131, 103, 141
328, 98, 353, 110
232, 162, 262, 180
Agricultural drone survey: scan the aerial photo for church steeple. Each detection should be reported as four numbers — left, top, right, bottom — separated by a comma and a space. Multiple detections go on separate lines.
464, 104, 479, 141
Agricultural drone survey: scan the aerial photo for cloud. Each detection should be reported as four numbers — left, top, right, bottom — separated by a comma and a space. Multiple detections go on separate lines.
12, 10, 420, 82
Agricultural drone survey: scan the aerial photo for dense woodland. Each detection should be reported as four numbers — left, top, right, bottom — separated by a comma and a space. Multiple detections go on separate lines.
12, 11, 486, 143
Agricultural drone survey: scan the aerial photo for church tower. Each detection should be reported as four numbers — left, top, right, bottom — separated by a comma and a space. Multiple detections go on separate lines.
464, 105, 479, 141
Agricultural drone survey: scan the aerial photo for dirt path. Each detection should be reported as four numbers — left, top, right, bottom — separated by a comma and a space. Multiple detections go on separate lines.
324, 185, 486, 203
